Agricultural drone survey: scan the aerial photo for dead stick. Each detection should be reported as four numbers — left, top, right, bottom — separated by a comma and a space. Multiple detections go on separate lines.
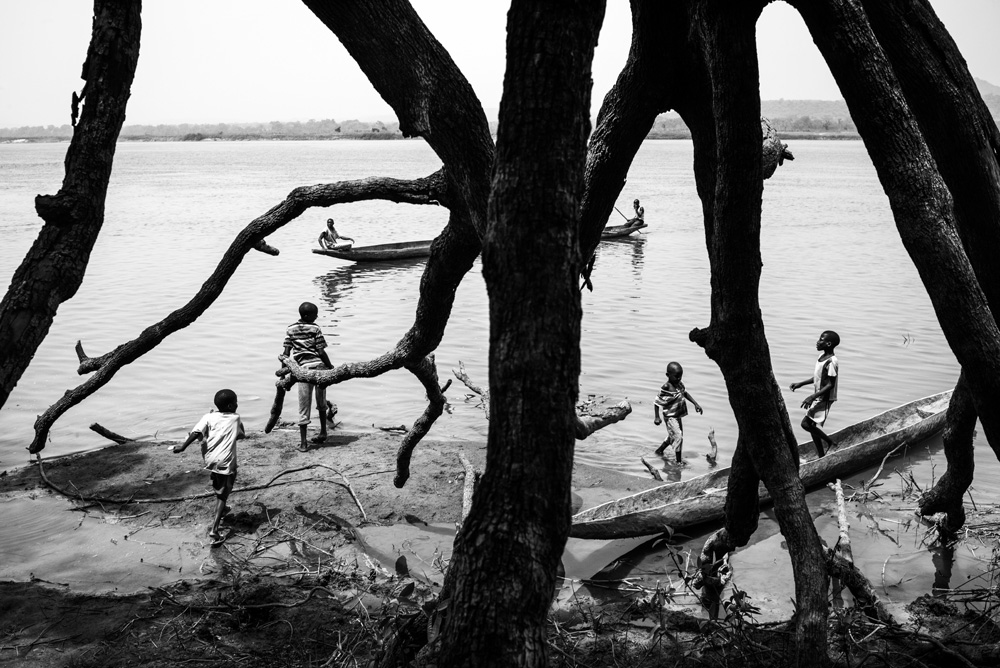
89, 423, 130, 444
640, 457, 663, 481
457, 453, 481, 526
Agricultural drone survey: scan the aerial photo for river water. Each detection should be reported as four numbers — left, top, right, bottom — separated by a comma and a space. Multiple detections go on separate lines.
2, 139, 997, 610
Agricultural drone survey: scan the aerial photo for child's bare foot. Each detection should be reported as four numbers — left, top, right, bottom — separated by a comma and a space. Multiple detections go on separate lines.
310, 434, 327, 444
654, 443, 668, 456
298, 442, 309, 452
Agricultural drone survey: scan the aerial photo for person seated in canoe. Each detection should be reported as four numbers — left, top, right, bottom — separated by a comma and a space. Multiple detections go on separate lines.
318, 218, 355, 250
789, 330, 840, 458
625, 198, 645, 227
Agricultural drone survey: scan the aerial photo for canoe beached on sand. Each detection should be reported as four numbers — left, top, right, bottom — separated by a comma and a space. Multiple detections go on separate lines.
312, 240, 433, 262
602, 221, 648, 238
570, 390, 952, 540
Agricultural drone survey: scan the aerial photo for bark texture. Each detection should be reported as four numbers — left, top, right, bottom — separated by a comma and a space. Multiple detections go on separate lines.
0, 0, 141, 412
436, 3, 604, 665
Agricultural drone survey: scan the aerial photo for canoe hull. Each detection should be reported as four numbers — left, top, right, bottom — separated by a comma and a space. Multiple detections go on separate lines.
570, 391, 952, 539
312, 240, 432, 262
602, 222, 647, 238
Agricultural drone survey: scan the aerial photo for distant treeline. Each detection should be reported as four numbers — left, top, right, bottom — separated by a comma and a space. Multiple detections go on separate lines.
0, 118, 402, 141
3, 96, 998, 142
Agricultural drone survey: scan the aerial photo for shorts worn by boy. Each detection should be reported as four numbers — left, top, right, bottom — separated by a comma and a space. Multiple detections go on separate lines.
284, 320, 329, 426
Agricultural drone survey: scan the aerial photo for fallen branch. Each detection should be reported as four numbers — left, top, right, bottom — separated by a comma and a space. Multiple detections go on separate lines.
29, 170, 449, 453
457, 453, 482, 528
706, 429, 718, 465
89, 422, 130, 444
575, 401, 632, 439
823, 547, 896, 625
452, 360, 489, 419
829, 478, 852, 608
640, 457, 663, 481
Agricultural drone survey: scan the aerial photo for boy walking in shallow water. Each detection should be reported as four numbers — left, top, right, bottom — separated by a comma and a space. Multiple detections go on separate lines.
654, 361, 703, 462
790, 330, 840, 457
171, 389, 245, 545
283, 301, 333, 452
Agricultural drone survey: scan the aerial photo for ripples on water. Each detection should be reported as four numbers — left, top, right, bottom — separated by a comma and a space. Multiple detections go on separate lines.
0, 139, 991, 496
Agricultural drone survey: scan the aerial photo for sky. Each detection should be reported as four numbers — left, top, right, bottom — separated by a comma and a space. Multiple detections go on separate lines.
1, 0, 998, 128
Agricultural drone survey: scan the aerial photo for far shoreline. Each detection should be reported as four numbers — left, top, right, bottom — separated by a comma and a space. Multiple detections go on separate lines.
1, 130, 863, 144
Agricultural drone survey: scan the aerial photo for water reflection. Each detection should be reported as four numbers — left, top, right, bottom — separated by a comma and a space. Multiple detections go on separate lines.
931, 540, 956, 595
594, 235, 646, 282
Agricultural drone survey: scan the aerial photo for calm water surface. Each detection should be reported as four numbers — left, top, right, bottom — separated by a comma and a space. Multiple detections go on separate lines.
0, 139, 985, 477
3, 138, 998, 606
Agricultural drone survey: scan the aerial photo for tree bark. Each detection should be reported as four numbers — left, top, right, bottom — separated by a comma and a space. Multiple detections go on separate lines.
436, 2, 604, 665
791, 0, 1000, 498
683, 2, 830, 662
0, 0, 141, 412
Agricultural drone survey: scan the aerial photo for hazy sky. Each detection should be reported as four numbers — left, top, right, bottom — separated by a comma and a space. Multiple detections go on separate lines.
1, 0, 998, 128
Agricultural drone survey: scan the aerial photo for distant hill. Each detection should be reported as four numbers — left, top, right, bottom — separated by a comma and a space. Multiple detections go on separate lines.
2, 78, 997, 142
648, 78, 1000, 139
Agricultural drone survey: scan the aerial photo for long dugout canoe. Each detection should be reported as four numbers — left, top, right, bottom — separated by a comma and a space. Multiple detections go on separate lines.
570, 391, 953, 540
312, 239, 432, 262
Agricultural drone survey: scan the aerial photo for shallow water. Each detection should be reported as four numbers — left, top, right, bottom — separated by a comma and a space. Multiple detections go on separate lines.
2, 138, 996, 607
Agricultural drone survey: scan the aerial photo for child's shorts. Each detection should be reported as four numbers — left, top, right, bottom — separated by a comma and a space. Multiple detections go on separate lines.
297, 382, 327, 426
211, 472, 236, 497
805, 399, 833, 426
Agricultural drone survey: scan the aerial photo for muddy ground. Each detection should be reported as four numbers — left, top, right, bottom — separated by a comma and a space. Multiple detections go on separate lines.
1, 426, 998, 666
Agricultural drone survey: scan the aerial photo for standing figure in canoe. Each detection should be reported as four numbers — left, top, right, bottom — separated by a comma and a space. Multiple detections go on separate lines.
653, 361, 703, 462
789, 330, 840, 457
318, 218, 355, 250
626, 198, 645, 228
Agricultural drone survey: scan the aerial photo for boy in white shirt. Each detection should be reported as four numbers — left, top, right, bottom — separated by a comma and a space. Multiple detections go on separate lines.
172, 388, 245, 545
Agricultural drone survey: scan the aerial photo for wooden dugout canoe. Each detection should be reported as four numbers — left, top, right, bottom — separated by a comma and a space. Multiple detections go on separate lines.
312, 239, 432, 262
570, 390, 953, 540
601, 221, 648, 238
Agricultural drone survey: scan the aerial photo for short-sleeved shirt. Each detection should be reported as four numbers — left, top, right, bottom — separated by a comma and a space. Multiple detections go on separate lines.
284, 320, 328, 369
654, 380, 688, 419
814, 354, 839, 402
193, 411, 243, 475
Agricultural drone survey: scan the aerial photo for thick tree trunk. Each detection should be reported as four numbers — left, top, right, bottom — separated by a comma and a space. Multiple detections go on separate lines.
437, 3, 604, 665
0, 0, 141, 411
683, 2, 830, 663
860, 0, 1000, 523
791, 0, 1000, 481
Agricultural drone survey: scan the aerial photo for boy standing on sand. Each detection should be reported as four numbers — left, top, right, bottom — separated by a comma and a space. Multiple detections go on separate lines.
171, 389, 245, 546
283, 301, 333, 452
790, 330, 840, 457
654, 361, 703, 462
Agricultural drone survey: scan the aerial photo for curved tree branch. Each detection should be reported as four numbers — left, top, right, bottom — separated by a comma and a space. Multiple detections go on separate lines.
31, 172, 447, 452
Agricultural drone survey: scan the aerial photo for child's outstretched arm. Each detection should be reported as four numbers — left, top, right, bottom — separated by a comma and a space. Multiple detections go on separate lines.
684, 391, 703, 414
789, 378, 812, 392
653, 403, 662, 425
171, 431, 202, 453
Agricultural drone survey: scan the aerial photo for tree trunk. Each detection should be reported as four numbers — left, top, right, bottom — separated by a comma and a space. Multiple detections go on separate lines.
917, 373, 976, 529
790, 0, 1000, 479
683, 2, 830, 663
437, 2, 604, 665
859, 0, 1000, 523
0, 0, 141, 411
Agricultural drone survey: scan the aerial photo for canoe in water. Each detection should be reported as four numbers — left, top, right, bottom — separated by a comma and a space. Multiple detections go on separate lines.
570, 390, 953, 540
602, 221, 647, 238
312, 240, 432, 262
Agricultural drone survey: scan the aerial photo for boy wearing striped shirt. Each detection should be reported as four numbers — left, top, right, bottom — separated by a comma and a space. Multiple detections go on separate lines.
283, 301, 333, 452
